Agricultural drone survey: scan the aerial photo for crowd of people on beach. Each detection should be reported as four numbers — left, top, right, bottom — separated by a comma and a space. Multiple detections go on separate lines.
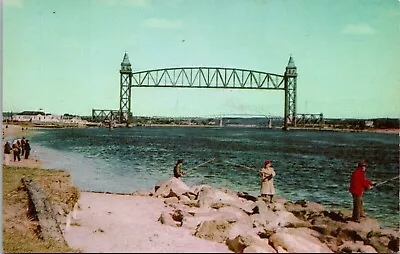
3, 136, 31, 165
173, 158, 376, 223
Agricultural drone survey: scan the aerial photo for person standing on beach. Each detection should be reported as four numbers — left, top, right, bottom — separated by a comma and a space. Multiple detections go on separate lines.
173, 159, 187, 178
12, 142, 21, 162
24, 140, 31, 159
259, 160, 276, 203
349, 161, 376, 222
20, 137, 26, 157
3, 141, 12, 165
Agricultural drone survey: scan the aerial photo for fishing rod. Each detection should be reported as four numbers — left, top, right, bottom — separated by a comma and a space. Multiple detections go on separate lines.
224, 160, 257, 171
372, 175, 400, 188
185, 158, 216, 174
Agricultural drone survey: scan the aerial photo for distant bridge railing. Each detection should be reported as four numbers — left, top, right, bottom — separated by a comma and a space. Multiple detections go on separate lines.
132, 67, 285, 89
295, 113, 324, 127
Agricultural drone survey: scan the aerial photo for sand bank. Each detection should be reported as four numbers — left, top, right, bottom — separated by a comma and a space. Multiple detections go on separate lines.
61, 192, 232, 253
2, 124, 232, 252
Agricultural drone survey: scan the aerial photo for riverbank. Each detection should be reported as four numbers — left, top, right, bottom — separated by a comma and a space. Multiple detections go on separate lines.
2, 124, 399, 252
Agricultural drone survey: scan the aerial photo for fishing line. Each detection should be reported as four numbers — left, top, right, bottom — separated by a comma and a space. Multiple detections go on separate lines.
372, 175, 400, 188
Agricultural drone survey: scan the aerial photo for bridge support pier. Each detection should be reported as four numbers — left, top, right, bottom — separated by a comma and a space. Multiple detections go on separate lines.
283, 56, 297, 130
119, 52, 133, 126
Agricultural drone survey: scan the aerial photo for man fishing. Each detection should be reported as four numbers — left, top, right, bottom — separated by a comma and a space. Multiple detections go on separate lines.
173, 159, 187, 178
349, 161, 376, 222
174, 158, 216, 178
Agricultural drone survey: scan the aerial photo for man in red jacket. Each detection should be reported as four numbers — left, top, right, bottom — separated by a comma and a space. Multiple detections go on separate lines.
349, 161, 376, 222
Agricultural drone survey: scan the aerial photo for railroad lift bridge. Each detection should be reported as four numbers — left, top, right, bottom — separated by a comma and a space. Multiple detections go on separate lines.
92, 53, 324, 130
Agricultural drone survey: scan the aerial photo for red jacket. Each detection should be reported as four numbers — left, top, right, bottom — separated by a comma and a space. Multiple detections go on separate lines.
349, 167, 372, 196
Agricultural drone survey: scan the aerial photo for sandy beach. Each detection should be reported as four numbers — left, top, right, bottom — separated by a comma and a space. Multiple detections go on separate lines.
61, 192, 231, 253
2, 123, 399, 253
2, 124, 232, 253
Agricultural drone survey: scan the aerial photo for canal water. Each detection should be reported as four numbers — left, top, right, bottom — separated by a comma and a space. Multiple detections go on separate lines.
29, 126, 399, 228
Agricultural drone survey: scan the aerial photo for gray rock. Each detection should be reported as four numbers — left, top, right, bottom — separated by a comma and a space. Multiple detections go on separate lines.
194, 219, 233, 243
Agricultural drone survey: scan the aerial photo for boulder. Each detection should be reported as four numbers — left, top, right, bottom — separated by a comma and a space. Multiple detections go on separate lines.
178, 194, 191, 202
254, 199, 270, 215
189, 184, 213, 195
164, 196, 179, 205
158, 211, 180, 227
269, 227, 333, 253
276, 246, 289, 253
365, 228, 400, 253
196, 185, 240, 208
181, 210, 220, 233
237, 191, 258, 202
153, 177, 191, 198
337, 240, 378, 253
342, 217, 381, 237
194, 219, 233, 243
228, 219, 259, 241
226, 235, 272, 253
250, 209, 279, 228
243, 242, 277, 253
310, 214, 347, 235
284, 200, 325, 221
181, 191, 197, 200
182, 206, 249, 233
265, 211, 309, 230
218, 206, 251, 222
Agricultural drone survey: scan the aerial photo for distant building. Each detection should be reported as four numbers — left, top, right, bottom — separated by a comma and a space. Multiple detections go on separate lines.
12, 111, 58, 123
7, 111, 89, 126
365, 120, 374, 128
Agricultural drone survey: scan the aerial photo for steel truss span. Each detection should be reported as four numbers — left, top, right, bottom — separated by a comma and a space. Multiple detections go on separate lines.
132, 67, 285, 90
90, 53, 318, 130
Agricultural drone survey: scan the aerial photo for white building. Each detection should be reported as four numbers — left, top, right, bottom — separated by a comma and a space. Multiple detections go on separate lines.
11, 111, 88, 126
12, 111, 60, 123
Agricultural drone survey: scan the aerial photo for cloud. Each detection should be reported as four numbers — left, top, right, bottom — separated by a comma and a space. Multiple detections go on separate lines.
144, 18, 183, 29
341, 23, 376, 35
3, 0, 23, 8
101, 0, 149, 8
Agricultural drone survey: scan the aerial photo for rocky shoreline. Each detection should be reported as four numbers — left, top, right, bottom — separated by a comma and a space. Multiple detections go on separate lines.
132, 177, 399, 253
3, 123, 399, 252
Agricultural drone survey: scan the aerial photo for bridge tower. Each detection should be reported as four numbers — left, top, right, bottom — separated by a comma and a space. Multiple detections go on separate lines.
119, 52, 133, 125
284, 56, 297, 130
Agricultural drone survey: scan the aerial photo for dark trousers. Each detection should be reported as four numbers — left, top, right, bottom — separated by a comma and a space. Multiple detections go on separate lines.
352, 194, 364, 221
24, 150, 30, 159
13, 151, 20, 161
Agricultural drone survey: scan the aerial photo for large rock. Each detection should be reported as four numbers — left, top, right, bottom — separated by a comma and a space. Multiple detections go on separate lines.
269, 227, 333, 253
181, 206, 250, 233
226, 221, 271, 252
337, 240, 378, 253
265, 211, 309, 230
227, 219, 259, 242
226, 235, 273, 253
153, 177, 191, 198
189, 184, 213, 195
217, 206, 251, 222
243, 242, 277, 253
158, 211, 180, 227
250, 210, 279, 229
284, 200, 325, 221
342, 217, 381, 238
194, 219, 233, 243
196, 185, 240, 208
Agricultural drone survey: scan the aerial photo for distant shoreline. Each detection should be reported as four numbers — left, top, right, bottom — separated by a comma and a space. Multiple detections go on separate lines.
3, 122, 399, 134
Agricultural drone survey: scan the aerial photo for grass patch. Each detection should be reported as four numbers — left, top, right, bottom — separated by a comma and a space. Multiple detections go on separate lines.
3, 165, 80, 253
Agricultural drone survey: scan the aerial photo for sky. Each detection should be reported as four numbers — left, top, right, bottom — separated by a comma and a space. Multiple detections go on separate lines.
2, 0, 399, 119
